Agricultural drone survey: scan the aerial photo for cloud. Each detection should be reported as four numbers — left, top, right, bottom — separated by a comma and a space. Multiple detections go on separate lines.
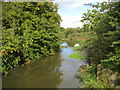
65, 0, 107, 9
55, 0, 108, 28
54, 0, 107, 9
60, 13, 83, 28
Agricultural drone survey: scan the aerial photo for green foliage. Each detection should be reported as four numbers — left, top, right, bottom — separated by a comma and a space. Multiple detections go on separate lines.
0, 3, 2, 73
64, 28, 77, 38
82, 72, 106, 88
62, 27, 92, 47
80, 65, 108, 88
62, 28, 77, 46
2, 2, 61, 75
81, 2, 120, 70
101, 61, 120, 72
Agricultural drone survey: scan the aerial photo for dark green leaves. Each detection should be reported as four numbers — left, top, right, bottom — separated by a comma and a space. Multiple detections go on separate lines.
2, 2, 61, 75
81, 2, 120, 69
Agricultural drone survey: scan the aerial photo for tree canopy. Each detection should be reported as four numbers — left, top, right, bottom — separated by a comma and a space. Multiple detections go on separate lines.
2, 2, 61, 75
81, 2, 120, 70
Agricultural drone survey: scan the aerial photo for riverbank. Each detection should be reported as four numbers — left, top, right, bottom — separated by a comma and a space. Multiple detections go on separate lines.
76, 64, 106, 88
76, 64, 120, 88
65, 32, 120, 88
71, 42, 120, 88
66, 32, 90, 60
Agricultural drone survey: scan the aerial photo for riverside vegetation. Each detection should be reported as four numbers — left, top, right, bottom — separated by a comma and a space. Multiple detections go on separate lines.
1, 1, 120, 88
76, 2, 120, 88
61, 27, 91, 60
62, 1, 120, 88
2, 2, 61, 75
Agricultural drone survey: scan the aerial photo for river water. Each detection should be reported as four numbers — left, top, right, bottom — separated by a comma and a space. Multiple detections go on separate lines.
2, 44, 87, 88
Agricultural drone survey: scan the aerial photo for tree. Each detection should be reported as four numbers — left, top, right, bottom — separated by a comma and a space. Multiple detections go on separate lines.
81, 2, 120, 71
2, 2, 61, 75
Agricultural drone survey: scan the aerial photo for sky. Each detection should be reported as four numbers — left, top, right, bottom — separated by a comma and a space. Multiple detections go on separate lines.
4, 0, 107, 28
54, 0, 107, 28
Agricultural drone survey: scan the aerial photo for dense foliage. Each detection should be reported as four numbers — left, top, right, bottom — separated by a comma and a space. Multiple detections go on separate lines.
78, 2, 120, 88
2, 2, 61, 75
81, 2, 120, 71
61, 27, 83, 46
0, 2, 2, 72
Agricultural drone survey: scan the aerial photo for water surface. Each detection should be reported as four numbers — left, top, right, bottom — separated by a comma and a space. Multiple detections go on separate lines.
2, 46, 87, 88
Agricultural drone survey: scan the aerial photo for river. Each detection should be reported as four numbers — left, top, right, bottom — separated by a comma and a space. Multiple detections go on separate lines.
2, 43, 87, 88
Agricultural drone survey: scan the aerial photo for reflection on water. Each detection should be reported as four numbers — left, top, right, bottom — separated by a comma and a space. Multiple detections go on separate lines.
2, 44, 87, 88
59, 47, 87, 88
3, 52, 62, 88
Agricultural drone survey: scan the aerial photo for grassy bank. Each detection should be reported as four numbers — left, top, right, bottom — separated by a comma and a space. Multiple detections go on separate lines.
68, 51, 86, 60
67, 32, 90, 60
65, 31, 91, 60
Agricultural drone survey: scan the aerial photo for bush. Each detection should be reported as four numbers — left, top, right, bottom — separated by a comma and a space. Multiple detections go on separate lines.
2, 2, 61, 75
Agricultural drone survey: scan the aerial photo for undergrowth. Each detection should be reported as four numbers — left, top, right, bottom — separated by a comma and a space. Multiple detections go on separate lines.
79, 65, 109, 88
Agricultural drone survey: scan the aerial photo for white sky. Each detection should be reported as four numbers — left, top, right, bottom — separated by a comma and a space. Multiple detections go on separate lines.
54, 0, 107, 28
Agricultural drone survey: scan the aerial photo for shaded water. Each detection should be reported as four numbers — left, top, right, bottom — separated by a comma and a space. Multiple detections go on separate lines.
2, 44, 87, 88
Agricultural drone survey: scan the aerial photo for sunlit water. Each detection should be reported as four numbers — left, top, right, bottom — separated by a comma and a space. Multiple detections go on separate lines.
2, 45, 87, 88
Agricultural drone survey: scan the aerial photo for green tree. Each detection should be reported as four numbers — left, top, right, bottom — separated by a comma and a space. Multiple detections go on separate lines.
81, 2, 120, 71
2, 2, 61, 75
